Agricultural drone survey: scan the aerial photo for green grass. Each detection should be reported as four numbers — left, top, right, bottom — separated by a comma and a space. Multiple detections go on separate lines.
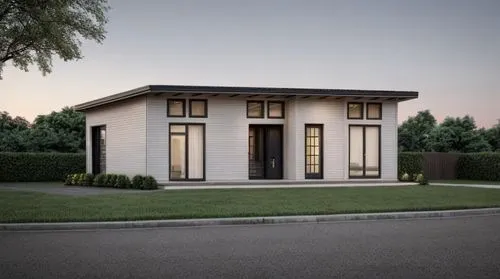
1, 186, 500, 223
430, 180, 500, 185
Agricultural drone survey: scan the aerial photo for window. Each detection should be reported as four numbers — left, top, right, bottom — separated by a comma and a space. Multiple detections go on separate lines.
349, 125, 380, 178
169, 124, 205, 180
347, 102, 363, 119
367, 103, 382, 119
305, 124, 323, 179
247, 101, 264, 118
268, 101, 285, 118
189, 100, 207, 118
167, 99, 185, 117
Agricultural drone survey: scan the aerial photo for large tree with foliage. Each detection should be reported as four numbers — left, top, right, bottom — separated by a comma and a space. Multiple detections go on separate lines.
398, 110, 437, 152
428, 115, 491, 153
0, 107, 85, 152
0, 0, 109, 78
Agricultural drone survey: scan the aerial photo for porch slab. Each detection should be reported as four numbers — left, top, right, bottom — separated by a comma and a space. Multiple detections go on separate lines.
162, 181, 417, 190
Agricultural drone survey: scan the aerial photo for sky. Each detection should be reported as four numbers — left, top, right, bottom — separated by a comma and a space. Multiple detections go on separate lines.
1, 0, 499, 127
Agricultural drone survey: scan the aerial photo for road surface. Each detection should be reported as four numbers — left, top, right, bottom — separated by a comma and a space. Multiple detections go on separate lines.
1, 215, 500, 278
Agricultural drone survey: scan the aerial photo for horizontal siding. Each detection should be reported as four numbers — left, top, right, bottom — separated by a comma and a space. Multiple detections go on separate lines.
85, 96, 146, 176
146, 96, 286, 183
291, 99, 345, 180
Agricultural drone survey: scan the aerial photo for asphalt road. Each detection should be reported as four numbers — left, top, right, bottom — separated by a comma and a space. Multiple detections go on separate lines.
1, 215, 500, 279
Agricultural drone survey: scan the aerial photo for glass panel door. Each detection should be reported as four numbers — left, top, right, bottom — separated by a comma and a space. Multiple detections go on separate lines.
170, 124, 205, 180
349, 125, 380, 178
365, 126, 380, 176
349, 126, 364, 177
188, 125, 204, 179
305, 124, 323, 179
170, 134, 186, 179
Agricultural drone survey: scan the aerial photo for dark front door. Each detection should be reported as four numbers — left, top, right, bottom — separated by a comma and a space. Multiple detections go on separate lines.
91, 126, 106, 175
249, 125, 283, 179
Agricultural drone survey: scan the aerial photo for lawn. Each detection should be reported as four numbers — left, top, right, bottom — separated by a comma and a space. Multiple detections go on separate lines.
1, 186, 500, 223
430, 180, 500, 185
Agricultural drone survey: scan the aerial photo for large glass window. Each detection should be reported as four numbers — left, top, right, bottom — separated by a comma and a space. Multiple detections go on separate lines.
305, 124, 323, 179
167, 99, 186, 117
347, 102, 363, 119
247, 101, 264, 118
170, 124, 205, 180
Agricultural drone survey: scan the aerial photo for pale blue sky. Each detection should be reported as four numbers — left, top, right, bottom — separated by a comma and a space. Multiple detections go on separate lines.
1, 0, 499, 127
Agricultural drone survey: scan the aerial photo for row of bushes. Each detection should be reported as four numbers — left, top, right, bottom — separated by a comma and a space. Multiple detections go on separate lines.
65, 173, 158, 190
457, 153, 500, 181
398, 152, 424, 182
0, 152, 85, 182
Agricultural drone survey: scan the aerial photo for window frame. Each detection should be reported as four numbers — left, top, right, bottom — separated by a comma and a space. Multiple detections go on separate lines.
247, 101, 265, 118
267, 101, 285, 119
366, 102, 382, 120
167, 99, 186, 117
168, 123, 206, 181
304, 124, 324, 179
347, 102, 364, 120
189, 99, 208, 118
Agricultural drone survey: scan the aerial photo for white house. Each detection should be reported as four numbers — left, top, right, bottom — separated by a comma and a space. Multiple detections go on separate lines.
75, 85, 418, 184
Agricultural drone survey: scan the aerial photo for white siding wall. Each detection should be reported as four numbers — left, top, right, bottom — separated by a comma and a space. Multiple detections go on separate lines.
145, 96, 399, 182
288, 99, 345, 180
146, 96, 285, 183
85, 96, 147, 176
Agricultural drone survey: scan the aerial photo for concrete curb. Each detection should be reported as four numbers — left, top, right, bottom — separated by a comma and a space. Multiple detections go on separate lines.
2, 208, 500, 231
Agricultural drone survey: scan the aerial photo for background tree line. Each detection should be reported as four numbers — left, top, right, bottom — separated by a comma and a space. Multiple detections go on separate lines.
0, 108, 85, 153
398, 110, 500, 152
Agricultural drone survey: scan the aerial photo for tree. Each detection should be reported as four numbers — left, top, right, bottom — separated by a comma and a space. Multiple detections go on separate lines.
0, 108, 85, 153
0, 111, 30, 151
480, 120, 500, 152
0, 0, 109, 78
428, 115, 491, 153
398, 110, 436, 152
31, 107, 85, 152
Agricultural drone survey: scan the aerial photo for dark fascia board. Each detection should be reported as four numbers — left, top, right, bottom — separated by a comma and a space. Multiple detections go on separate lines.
74, 84, 418, 111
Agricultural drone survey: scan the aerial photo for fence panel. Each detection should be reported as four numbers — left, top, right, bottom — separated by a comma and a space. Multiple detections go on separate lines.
422, 152, 459, 180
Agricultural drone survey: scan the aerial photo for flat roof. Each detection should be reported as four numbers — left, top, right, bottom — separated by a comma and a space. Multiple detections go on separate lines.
74, 84, 418, 111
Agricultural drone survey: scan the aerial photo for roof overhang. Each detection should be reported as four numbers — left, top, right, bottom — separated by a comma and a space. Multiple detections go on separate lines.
74, 85, 419, 111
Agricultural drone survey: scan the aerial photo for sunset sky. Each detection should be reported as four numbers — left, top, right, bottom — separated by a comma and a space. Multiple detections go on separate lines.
1, 0, 499, 127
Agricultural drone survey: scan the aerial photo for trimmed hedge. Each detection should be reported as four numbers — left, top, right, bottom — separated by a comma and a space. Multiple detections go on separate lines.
65, 173, 158, 190
398, 152, 424, 180
457, 153, 500, 181
0, 152, 85, 182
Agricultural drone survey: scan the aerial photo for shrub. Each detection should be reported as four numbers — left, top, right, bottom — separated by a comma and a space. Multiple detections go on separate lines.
115, 175, 131, 189
457, 153, 500, 181
142, 175, 158, 190
398, 152, 424, 181
400, 172, 410, 181
71, 173, 80, 185
415, 173, 428, 185
94, 173, 106, 187
64, 174, 73, 185
0, 152, 85, 182
132, 175, 144, 189
105, 174, 118, 187
83, 173, 94, 186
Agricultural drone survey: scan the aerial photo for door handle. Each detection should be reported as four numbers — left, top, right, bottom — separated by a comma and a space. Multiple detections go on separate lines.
271, 158, 276, 168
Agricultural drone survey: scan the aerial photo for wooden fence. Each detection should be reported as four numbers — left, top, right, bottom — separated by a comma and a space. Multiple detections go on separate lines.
421, 152, 460, 180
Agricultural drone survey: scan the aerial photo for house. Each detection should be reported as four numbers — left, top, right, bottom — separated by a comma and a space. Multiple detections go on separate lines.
74, 85, 418, 184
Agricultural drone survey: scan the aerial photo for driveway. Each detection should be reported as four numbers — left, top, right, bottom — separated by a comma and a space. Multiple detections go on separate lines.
0, 182, 153, 196
1, 215, 499, 278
